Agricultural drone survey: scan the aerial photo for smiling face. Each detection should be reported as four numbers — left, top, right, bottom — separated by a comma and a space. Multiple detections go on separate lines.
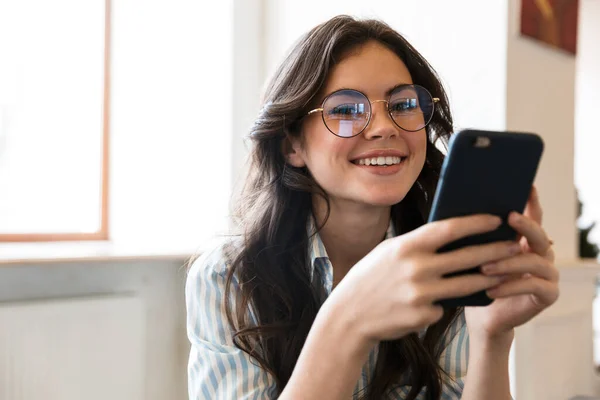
286, 40, 428, 208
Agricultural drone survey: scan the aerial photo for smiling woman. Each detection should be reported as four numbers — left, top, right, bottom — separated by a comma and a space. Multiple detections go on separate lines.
0, 0, 110, 242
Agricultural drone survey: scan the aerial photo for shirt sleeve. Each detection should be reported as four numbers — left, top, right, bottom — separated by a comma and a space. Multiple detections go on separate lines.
185, 245, 278, 400
438, 311, 468, 400
385, 311, 469, 400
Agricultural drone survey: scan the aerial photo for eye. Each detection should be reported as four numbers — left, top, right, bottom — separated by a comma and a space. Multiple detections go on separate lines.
390, 98, 419, 113
327, 103, 367, 117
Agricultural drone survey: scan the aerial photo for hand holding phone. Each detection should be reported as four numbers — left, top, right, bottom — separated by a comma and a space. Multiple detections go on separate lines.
427, 129, 545, 308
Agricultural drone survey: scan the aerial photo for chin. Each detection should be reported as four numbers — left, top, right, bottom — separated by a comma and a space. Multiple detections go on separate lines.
359, 191, 410, 207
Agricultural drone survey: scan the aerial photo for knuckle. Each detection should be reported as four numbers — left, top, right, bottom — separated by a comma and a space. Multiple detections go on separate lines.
437, 222, 456, 239
403, 260, 422, 279
394, 239, 411, 257
403, 285, 427, 306
390, 236, 412, 258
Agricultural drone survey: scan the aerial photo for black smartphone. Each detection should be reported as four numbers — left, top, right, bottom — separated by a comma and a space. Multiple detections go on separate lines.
427, 129, 544, 308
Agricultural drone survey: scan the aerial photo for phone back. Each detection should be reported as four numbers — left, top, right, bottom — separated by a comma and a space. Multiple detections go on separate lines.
428, 129, 544, 306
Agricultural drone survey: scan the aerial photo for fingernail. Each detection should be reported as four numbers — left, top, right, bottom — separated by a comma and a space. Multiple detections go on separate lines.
481, 263, 496, 274
512, 212, 523, 222
510, 243, 521, 254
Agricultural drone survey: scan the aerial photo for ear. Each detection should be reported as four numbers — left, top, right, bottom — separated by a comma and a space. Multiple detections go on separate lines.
282, 135, 306, 168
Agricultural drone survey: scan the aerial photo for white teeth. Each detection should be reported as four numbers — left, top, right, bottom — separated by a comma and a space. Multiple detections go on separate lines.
356, 156, 403, 166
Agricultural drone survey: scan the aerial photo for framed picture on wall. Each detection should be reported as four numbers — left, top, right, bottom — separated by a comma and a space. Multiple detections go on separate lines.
520, 0, 579, 55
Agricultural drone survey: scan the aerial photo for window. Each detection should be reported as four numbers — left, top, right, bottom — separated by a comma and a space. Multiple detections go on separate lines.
0, 0, 109, 241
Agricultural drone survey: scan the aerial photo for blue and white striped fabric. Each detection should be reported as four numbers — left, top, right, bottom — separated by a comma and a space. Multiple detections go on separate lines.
186, 221, 468, 399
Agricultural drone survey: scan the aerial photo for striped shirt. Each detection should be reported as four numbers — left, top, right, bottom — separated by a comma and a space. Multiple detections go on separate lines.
186, 221, 468, 399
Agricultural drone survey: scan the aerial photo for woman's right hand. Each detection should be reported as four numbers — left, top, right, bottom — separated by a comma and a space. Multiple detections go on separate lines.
325, 214, 521, 346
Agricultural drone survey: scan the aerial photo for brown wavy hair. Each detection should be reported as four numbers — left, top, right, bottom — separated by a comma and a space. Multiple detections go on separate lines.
225, 15, 462, 400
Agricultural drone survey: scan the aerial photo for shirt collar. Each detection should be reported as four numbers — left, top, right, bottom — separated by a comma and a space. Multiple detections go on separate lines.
307, 216, 396, 279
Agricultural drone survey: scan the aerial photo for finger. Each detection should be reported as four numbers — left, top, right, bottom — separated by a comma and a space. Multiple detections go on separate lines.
414, 214, 502, 251
427, 273, 508, 302
480, 252, 559, 282
508, 212, 552, 256
486, 276, 559, 306
430, 240, 522, 276
545, 243, 556, 262
523, 185, 543, 224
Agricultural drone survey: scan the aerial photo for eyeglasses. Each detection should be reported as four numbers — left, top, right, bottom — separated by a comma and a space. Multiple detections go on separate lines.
306, 84, 439, 138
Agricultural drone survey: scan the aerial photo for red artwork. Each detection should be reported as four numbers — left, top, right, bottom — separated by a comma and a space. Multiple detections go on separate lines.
520, 0, 579, 55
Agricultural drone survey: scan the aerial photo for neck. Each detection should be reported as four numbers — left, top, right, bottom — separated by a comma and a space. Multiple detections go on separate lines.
312, 196, 391, 278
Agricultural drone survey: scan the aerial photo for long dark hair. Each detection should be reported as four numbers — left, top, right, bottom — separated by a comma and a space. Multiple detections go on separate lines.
225, 15, 461, 400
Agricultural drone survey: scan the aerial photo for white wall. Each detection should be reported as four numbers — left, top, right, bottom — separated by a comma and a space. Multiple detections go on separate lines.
110, 0, 233, 249
505, 0, 577, 261
511, 263, 599, 400
230, 0, 264, 206
0, 258, 189, 400
575, 0, 600, 245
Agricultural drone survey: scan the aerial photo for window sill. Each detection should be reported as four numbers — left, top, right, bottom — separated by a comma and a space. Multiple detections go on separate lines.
0, 240, 196, 265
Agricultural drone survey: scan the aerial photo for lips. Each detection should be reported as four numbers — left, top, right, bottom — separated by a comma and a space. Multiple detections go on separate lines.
349, 150, 408, 164
353, 156, 404, 166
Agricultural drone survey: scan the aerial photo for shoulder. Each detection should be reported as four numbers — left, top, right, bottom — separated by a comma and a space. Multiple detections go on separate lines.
185, 235, 246, 305
184, 236, 246, 333
186, 235, 244, 280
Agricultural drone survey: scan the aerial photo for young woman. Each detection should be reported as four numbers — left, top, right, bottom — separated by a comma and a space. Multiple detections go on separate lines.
186, 15, 558, 400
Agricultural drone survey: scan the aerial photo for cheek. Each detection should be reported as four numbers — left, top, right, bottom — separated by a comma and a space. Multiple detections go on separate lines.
303, 124, 357, 165
407, 132, 428, 159
300, 129, 359, 191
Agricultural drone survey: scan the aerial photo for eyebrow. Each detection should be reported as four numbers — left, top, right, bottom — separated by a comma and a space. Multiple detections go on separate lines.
385, 83, 412, 97
321, 82, 413, 102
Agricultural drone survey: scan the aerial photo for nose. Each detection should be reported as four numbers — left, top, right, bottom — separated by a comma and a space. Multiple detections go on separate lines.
362, 100, 400, 141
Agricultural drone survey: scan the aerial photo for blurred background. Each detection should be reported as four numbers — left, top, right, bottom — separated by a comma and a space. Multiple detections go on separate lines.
0, 0, 598, 399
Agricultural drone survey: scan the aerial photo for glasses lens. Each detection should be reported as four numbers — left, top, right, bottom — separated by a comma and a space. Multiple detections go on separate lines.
322, 90, 370, 137
388, 85, 435, 132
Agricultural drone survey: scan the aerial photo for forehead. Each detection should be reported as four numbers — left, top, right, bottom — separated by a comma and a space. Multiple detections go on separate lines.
322, 41, 414, 98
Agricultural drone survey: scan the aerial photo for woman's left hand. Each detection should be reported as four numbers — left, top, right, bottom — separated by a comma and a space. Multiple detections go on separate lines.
465, 186, 560, 342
